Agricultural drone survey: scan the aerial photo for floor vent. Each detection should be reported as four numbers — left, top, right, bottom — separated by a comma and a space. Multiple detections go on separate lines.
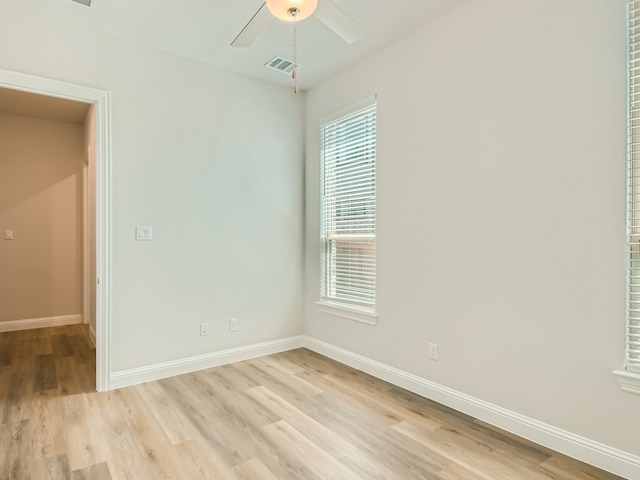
265, 56, 300, 75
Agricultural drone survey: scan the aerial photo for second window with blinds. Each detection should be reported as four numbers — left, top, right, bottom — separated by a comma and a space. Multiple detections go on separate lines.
319, 98, 377, 323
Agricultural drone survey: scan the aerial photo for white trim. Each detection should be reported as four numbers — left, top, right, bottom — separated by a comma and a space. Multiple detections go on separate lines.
94, 83, 113, 392
302, 336, 640, 480
98, 332, 640, 477
109, 336, 306, 390
315, 301, 378, 325
613, 369, 640, 395
0, 314, 82, 332
0, 68, 113, 392
82, 164, 90, 327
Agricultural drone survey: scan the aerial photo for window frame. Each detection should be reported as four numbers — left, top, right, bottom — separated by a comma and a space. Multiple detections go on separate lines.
318, 96, 378, 323
615, 0, 640, 394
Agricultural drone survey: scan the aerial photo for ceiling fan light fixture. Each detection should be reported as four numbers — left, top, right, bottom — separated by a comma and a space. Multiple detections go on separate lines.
265, 0, 318, 22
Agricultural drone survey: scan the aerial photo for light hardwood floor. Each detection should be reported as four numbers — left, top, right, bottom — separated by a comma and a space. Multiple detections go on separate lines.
0, 325, 625, 479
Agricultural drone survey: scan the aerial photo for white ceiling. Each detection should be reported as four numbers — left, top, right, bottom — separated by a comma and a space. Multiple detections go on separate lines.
0, 0, 465, 120
17, 0, 465, 91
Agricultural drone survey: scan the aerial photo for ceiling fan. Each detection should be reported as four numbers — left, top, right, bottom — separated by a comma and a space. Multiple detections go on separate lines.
231, 0, 365, 48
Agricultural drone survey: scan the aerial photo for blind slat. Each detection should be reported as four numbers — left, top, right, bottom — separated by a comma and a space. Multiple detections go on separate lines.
321, 102, 377, 308
629, 2, 640, 370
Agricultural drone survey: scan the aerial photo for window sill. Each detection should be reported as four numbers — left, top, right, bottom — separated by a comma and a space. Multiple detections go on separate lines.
612, 369, 640, 395
315, 301, 378, 326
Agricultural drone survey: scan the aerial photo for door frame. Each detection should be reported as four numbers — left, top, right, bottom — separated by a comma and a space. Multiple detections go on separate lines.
0, 68, 112, 391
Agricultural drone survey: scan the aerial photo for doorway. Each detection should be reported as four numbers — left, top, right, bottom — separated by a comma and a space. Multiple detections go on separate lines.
0, 69, 111, 391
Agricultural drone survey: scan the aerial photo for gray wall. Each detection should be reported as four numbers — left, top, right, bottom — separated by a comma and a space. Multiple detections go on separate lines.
0, 4, 305, 371
305, 0, 635, 459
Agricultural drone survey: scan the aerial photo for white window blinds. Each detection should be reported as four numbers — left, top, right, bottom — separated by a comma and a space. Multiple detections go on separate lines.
627, 0, 640, 374
320, 100, 377, 310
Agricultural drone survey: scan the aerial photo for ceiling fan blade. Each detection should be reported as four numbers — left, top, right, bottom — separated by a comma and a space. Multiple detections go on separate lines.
231, 2, 274, 48
314, 0, 364, 45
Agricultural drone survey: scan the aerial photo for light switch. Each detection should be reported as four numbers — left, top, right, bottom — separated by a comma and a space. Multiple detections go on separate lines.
135, 226, 153, 241
4, 230, 13, 240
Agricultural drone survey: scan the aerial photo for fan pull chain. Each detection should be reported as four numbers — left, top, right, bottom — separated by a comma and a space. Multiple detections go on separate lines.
291, 8, 298, 94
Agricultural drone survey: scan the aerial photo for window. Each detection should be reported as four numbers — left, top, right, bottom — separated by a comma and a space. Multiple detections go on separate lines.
628, 1, 640, 374
320, 99, 377, 316
618, 1, 640, 393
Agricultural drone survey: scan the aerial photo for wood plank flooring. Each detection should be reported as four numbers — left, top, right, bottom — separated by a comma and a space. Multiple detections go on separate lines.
0, 325, 625, 479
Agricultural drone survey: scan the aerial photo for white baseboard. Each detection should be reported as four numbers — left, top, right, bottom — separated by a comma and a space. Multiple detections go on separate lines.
109, 336, 306, 390
106, 334, 639, 478
302, 336, 640, 480
0, 314, 82, 332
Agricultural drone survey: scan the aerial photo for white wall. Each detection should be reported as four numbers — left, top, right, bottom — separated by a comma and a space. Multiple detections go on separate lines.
305, 0, 637, 460
2, 0, 635, 473
0, 5, 304, 371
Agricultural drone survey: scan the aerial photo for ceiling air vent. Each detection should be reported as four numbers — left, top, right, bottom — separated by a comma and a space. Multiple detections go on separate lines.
265, 56, 300, 75
71, 0, 93, 6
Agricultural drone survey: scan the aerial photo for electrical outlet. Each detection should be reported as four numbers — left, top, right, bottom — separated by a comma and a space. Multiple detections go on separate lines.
200, 323, 209, 336
428, 342, 439, 361
229, 318, 238, 332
